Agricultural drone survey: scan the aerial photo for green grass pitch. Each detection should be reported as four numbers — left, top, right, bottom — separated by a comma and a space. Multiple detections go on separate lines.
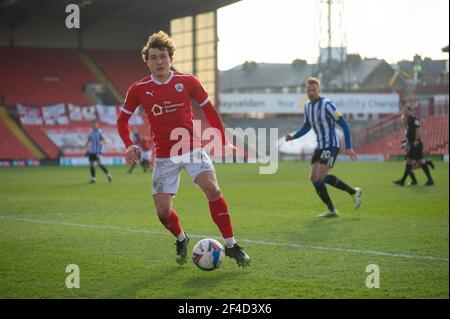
0, 162, 448, 298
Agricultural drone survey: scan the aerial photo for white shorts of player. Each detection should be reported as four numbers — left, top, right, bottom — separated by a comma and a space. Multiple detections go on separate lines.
141, 150, 152, 161
151, 148, 215, 196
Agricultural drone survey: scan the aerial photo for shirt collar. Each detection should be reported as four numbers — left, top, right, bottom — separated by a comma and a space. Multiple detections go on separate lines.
310, 96, 323, 105
151, 71, 174, 85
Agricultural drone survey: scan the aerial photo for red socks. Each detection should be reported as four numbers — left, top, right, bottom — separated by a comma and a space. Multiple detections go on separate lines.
208, 195, 234, 238
159, 197, 234, 240
159, 210, 182, 237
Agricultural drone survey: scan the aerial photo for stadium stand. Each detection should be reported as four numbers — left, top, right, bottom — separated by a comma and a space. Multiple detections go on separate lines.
21, 125, 61, 160
0, 106, 45, 159
0, 102, 152, 161
0, 116, 36, 160
0, 47, 98, 106
357, 114, 449, 159
86, 49, 148, 96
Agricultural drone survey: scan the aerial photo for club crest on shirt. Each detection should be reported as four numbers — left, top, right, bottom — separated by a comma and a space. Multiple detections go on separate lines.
175, 83, 184, 92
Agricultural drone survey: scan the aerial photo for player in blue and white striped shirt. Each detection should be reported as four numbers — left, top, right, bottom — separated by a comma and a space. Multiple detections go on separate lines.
86, 121, 112, 183
285, 77, 362, 218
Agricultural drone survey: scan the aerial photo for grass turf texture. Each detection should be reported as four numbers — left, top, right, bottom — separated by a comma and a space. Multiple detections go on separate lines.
0, 162, 448, 298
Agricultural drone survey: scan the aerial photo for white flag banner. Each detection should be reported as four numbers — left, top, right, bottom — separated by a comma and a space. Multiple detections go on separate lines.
68, 104, 98, 122
42, 103, 69, 125
68, 104, 83, 121
82, 106, 98, 121
96, 104, 117, 125
45, 127, 125, 156
129, 106, 144, 125
17, 104, 43, 125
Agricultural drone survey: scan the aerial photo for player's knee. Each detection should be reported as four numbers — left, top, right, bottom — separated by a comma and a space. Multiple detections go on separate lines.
155, 203, 171, 221
206, 188, 221, 201
203, 185, 221, 201
310, 174, 322, 183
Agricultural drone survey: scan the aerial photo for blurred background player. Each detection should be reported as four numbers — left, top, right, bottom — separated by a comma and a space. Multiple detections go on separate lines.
393, 106, 435, 186
86, 121, 112, 183
127, 127, 142, 173
285, 77, 362, 218
116, 31, 251, 267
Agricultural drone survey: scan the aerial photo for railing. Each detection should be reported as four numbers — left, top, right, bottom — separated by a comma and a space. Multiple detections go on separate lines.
417, 101, 449, 118
352, 113, 402, 149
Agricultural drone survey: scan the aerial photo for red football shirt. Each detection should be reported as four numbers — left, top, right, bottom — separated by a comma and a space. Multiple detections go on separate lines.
120, 71, 209, 158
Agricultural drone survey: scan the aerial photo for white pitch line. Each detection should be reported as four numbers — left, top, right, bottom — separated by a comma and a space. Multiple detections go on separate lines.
0, 215, 448, 262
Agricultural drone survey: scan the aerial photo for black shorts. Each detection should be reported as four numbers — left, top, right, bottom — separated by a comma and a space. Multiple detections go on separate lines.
311, 148, 340, 168
406, 141, 424, 160
88, 153, 100, 162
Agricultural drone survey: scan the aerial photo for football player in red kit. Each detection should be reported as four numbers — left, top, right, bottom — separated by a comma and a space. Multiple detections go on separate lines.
117, 31, 250, 267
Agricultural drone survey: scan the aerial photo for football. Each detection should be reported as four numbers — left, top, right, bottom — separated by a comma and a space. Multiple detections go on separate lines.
192, 238, 225, 271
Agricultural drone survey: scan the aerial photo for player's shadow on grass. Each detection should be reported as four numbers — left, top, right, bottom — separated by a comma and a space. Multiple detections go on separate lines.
107, 265, 187, 298
180, 271, 246, 298
401, 185, 436, 193
52, 182, 100, 188
108, 264, 245, 298
289, 216, 362, 245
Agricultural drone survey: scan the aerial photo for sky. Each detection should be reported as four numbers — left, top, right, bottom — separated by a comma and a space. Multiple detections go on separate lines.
217, 0, 449, 70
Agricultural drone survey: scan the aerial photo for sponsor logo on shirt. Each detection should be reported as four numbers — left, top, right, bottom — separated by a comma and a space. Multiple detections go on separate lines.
151, 104, 163, 116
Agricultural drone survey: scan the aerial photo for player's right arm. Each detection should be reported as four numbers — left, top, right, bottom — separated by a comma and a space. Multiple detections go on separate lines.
286, 123, 311, 141
117, 84, 140, 164
85, 132, 91, 148
285, 105, 311, 141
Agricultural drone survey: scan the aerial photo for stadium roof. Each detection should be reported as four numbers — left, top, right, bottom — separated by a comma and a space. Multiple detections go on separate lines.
219, 59, 389, 92
345, 59, 384, 84
0, 0, 240, 28
220, 62, 315, 92
398, 58, 447, 78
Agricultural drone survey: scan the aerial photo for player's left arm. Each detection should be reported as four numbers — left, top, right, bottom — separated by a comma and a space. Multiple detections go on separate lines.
327, 102, 357, 160
413, 118, 421, 147
190, 76, 232, 149
99, 131, 108, 145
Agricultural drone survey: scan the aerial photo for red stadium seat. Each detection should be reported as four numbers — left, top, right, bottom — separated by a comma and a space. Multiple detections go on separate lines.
0, 47, 98, 106
357, 114, 448, 158
0, 117, 35, 159
21, 125, 61, 160
86, 49, 148, 97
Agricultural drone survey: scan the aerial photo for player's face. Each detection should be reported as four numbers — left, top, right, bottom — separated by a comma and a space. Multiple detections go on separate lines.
306, 83, 320, 102
147, 48, 173, 81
